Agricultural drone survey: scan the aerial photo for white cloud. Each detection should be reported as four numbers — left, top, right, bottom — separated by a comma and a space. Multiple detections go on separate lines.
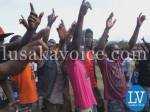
0, 0, 150, 43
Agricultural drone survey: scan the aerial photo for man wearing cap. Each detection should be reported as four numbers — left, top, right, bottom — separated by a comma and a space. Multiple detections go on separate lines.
0, 3, 47, 112
0, 26, 14, 62
0, 26, 14, 41
0, 26, 14, 111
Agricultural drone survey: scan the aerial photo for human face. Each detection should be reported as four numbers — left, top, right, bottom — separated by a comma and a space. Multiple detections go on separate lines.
111, 44, 120, 51
48, 39, 56, 49
106, 43, 120, 59
85, 32, 93, 48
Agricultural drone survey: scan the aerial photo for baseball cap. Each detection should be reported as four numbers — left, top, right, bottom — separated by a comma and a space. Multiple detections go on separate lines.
0, 26, 14, 39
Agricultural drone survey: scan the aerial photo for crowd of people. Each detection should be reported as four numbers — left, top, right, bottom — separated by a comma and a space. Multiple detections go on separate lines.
0, 0, 149, 112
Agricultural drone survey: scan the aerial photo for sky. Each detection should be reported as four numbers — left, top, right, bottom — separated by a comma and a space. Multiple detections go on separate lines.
0, 0, 150, 43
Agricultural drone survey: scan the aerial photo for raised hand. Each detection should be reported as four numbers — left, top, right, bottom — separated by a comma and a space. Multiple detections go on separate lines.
47, 9, 58, 27
19, 15, 28, 29
19, 3, 44, 31
69, 21, 76, 34
67, 21, 76, 40
57, 20, 68, 40
79, 0, 92, 16
137, 13, 146, 27
28, 3, 44, 30
106, 12, 116, 30
128, 13, 146, 50
20, 3, 44, 31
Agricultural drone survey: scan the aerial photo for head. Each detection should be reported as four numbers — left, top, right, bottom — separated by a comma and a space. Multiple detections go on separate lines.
105, 42, 120, 59
9, 35, 21, 43
85, 28, 93, 49
7, 35, 21, 60
52, 44, 60, 55
48, 39, 56, 49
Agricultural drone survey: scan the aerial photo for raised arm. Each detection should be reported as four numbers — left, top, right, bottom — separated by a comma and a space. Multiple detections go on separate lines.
32, 9, 58, 44
57, 20, 68, 48
3, 3, 44, 52
128, 13, 145, 50
57, 20, 76, 53
19, 3, 44, 46
72, 0, 92, 51
47, 9, 58, 28
95, 12, 116, 51
41, 9, 58, 43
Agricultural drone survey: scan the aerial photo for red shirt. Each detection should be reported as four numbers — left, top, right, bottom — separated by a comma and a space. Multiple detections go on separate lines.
84, 50, 97, 88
